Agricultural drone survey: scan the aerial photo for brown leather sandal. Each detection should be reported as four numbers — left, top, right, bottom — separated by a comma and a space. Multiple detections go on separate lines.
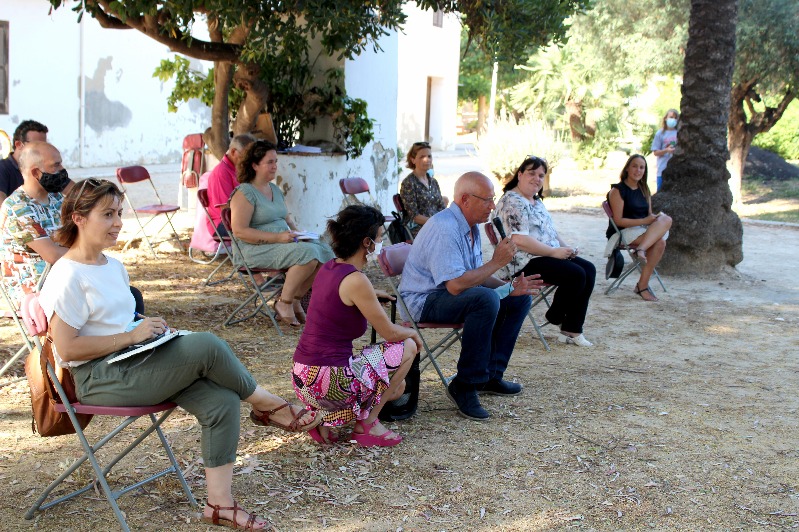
272, 299, 300, 327
202, 501, 263, 530
250, 402, 323, 433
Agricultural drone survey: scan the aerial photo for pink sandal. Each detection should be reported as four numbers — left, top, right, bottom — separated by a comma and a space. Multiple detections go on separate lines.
352, 418, 402, 447
308, 426, 339, 444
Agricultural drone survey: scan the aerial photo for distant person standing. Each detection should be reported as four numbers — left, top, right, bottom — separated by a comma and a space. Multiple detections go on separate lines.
0, 120, 49, 205
650, 109, 679, 191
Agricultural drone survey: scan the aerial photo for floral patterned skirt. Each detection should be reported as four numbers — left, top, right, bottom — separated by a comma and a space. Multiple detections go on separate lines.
292, 341, 405, 426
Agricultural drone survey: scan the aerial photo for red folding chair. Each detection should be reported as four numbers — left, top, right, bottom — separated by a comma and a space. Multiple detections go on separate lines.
20, 294, 197, 531
602, 200, 667, 295
339, 177, 395, 222
219, 207, 286, 333
377, 242, 462, 390
116, 166, 184, 258
484, 222, 556, 351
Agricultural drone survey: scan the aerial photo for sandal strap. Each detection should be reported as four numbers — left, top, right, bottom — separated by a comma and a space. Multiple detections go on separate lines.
265, 401, 290, 417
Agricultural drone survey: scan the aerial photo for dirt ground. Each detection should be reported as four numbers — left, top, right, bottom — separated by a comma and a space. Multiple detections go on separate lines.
1, 201, 798, 530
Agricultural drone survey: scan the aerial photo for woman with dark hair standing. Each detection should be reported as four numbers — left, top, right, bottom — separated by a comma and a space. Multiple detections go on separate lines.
39, 179, 322, 530
293, 205, 421, 446
494, 156, 596, 347
399, 141, 448, 237
607, 154, 672, 301
229, 140, 333, 326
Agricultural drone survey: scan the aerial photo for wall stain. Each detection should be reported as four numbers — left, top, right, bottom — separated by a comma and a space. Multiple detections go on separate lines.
85, 57, 132, 134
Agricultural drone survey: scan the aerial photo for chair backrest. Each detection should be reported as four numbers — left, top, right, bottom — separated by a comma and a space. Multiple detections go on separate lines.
339, 177, 369, 195
392, 194, 405, 215
377, 242, 411, 278
484, 222, 499, 246
116, 165, 152, 184
20, 293, 47, 337
197, 188, 211, 209
601, 200, 614, 220
181, 134, 205, 188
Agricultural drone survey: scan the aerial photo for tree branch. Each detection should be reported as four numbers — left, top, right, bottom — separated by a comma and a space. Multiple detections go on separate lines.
91, 0, 241, 62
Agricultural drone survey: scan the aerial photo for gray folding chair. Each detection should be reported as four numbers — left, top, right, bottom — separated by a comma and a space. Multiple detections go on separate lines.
219, 207, 286, 333
20, 294, 197, 531
602, 201, 667, 295
483, 222, 555, 351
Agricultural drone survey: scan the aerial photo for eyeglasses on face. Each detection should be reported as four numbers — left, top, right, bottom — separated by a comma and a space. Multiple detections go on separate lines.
469, 193, 496, 204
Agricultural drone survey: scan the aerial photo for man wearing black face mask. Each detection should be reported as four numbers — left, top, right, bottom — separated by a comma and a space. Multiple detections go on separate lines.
0, 142, 69, 300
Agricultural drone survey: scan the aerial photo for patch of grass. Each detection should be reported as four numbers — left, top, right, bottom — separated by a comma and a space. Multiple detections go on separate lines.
746, 209, 799, 223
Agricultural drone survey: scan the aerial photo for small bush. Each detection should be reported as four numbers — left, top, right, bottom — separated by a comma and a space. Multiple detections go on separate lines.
477, 115, 567, 184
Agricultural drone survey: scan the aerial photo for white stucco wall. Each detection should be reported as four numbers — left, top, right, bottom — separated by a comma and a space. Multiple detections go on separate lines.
0, 1, 211, 168
396, 6, 461, 151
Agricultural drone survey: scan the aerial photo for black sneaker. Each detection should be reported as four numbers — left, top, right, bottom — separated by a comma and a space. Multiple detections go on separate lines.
445, 380, 490, 420
477, 379, 523, 396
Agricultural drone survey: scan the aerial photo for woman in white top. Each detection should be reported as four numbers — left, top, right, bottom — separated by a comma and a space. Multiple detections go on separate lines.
39, 178, 322, 530
494, 157, 596, 347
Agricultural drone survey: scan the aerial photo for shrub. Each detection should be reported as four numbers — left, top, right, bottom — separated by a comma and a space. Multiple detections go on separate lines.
477, 114, 567, 184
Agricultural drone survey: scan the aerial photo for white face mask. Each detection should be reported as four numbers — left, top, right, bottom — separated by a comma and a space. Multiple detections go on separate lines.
366, 239, 383, 262
666, 117, 678, 129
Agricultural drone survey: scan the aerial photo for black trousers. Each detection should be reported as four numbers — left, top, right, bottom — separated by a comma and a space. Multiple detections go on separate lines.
518, 256, 596, 334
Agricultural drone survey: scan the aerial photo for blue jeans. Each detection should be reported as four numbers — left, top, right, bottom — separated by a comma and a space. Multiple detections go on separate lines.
656, 174, 663, 191
420, 287, 532, 385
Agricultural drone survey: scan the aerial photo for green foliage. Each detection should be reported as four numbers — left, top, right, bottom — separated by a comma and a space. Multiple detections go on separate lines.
752, 100, 799, 160
153, 57, 243, 115
735, 0, 799, 94
477, 114, 567, 183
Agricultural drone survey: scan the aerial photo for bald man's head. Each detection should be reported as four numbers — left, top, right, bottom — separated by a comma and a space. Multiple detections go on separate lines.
18, 141, 61, 176
453, 171, 496, 226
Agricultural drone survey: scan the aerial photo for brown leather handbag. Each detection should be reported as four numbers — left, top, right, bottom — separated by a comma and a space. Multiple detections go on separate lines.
25, 335, 92, 437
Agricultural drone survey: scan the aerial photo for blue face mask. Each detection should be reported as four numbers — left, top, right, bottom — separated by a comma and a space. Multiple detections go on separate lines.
666, 117, 678, 129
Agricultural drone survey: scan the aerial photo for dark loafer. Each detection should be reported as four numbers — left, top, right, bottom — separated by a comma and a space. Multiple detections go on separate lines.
477, 379, 523, 396
446, 380, 490, 420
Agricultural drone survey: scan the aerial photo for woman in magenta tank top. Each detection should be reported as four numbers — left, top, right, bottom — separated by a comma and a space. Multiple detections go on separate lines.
293, 205, 422, 446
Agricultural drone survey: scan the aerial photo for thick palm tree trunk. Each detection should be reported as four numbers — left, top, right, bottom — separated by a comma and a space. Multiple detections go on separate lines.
653, 0, 743, 274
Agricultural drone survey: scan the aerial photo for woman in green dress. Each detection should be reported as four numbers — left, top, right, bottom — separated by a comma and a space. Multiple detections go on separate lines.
229, 141, 333, 327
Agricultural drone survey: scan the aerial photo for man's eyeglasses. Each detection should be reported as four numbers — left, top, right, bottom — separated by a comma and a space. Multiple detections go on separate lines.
469, 193, 496, 204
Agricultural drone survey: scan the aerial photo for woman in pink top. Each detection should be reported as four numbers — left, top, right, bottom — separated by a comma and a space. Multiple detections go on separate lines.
293, 205, 421, 446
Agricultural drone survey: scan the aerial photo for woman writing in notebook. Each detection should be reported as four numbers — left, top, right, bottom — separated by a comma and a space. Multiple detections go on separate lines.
39, 178, 322, 530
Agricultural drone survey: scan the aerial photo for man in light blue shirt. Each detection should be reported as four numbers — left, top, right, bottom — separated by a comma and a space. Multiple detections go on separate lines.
399, 172, 539, 420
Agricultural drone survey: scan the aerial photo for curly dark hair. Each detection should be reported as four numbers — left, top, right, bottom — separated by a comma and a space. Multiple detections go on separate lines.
327, 205, 385, 259
54, 179, 125, 248
236, 140, 277, 184
503, 156, 548, 199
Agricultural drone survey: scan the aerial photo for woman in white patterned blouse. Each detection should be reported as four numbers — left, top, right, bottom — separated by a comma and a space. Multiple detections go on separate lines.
494, 156, 596, 347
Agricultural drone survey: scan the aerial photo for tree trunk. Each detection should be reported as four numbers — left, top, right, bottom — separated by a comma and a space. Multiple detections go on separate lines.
565, 100, 584, 142
231, 63, 270, 140
204, 60, 234, 160
476, 95, 487, 138
652, 0, 743, 274
727, 82, 796, 205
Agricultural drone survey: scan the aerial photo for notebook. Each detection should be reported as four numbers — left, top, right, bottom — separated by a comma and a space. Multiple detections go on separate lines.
106, 330, 191, 364
293, 231, 319, 241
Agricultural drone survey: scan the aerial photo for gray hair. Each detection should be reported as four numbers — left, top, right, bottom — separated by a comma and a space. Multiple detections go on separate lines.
229, 133, 256, 153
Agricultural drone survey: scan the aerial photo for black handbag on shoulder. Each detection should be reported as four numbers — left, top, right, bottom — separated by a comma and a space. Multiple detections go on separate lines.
378, 354, 420, 421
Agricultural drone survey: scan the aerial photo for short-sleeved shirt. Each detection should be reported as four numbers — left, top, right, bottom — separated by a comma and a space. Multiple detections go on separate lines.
494, 191, 560, 279
0, 189, 64, 301
39, 255, 134, 368
0, 155, 23, 199
651, 129, 678, 177
398, 203, 482, 321
399, 173, 447, 235
206, 155, 237, 233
